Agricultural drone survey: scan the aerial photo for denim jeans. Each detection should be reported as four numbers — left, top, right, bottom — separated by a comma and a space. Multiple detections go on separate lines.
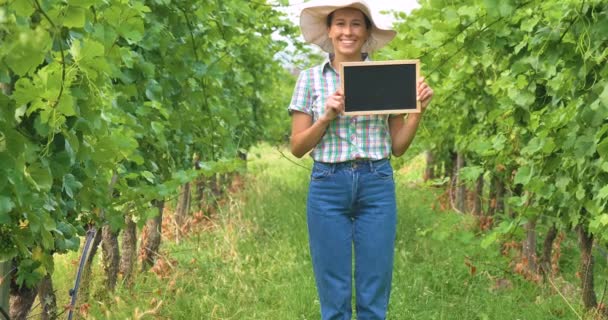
307, 158, 397, 320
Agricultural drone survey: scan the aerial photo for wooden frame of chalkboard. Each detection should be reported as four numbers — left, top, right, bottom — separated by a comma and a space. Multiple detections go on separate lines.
340, 60, 421, 115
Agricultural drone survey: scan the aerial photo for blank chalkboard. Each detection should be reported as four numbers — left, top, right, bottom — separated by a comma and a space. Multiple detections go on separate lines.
341, 60, 420, 115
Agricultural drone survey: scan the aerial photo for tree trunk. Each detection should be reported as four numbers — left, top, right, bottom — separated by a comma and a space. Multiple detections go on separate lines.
522, 218, 538, 274
445, 151, 456, 180
488, 176, 506, 216
495, 179, 505, 214
488, 175, 497, 216
195, 176, 208, 214
194, 155, 210, 215
101, 225, 120, 292
120, 215, 137, 286
213, 173, 223, 200
577, 224, 597, 310
0, 261, 10, 320
539, 224, 558, 278
9, 266, 37, 320
454, 153, 466, 212
423, 150, 435, 182
38, 273, 57, 320
0, 82, 13, 95
174, 182, 191, 240
140, 200, 165, 271
472, 175, 484, 216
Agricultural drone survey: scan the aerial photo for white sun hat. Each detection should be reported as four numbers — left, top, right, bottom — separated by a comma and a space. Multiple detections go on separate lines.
299, 0, 397, 53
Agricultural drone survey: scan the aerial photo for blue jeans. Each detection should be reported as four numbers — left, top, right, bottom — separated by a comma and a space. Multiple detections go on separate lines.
307, 159, 397, 320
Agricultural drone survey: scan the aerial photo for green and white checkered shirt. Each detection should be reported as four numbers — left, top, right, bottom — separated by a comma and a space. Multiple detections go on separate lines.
288, 57, 392, 163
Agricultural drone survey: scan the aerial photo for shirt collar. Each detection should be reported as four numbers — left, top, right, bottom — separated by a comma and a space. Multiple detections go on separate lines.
322, 53, 371, 74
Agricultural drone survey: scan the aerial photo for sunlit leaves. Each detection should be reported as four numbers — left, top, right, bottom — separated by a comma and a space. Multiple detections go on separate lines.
4, 27, 51, 76
63, 6, 86, 28
0, 0, 296, 287
9, 0, 35, 17
386, 0, 608, 247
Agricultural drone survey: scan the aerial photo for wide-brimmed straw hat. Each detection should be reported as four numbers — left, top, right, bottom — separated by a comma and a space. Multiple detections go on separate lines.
299, 0, 397, 53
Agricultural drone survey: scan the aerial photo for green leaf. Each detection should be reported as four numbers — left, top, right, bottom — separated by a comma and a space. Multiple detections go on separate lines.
521, 16, 540, 32
5, 28, 51, 76
10, 0, 35, 17
0, 196, 15, 224
141, 171, 155, 183
62, 237, 80, 251
600, 84, 608, 108
57, 93, 76, 117
12, 78, 37, 106
576, 184, 585, 201
63, 6, 86, 28
598, 185, 608, 200
492, 134, 507, 151
70, 38, 105, 62
575, 135, 595, 158
542, 138, 556, 154
521, 137, 542, 155
69, 0, 97, 8
481, 232, 498, 249
62, 174, 83, 199
598, 138, 608, 160
556, 176, 570, 191
484, 0, 514, 17
41, 228, 55, 250
27, 163, 53, 192
514, 166, 532, 185
459, 166, 484, 182
42, 213, 57, 232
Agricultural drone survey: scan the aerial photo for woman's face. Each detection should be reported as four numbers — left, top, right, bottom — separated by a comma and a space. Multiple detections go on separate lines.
327, 8, 370, 57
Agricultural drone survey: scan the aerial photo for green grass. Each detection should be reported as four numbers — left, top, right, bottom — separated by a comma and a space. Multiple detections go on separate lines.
49, 144, 602, 319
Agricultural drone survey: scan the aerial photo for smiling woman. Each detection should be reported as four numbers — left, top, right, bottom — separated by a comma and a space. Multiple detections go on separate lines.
286, 1, 433, 319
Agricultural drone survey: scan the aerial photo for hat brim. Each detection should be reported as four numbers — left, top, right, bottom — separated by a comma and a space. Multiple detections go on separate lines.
300, 2, 396, 53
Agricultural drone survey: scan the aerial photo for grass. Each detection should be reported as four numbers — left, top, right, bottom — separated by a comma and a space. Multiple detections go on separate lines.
48, 143, 604, 319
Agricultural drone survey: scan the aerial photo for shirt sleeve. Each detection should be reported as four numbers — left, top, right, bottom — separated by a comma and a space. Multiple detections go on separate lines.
287, 70, 313, 116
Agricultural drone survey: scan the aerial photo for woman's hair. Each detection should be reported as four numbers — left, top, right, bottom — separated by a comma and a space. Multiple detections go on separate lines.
326, 9, 372, 30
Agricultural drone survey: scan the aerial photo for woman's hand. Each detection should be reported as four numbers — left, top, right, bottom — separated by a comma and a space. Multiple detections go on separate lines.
319, 90, 345, 123
417, 77, 434, 112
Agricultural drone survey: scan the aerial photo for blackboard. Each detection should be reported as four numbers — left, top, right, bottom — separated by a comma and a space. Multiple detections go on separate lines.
340, 60, 420, 115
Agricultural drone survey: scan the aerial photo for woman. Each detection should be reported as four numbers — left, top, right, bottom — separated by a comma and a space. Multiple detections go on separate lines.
288, 1, 434, 319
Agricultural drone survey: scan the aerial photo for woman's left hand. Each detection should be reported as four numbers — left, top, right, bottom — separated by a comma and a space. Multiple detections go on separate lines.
417, 76, 434, 112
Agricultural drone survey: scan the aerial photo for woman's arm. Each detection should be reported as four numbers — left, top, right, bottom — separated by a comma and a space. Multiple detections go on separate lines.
290, 112, 331, 158
389, 77, 434, 157
290, 90, 345, 158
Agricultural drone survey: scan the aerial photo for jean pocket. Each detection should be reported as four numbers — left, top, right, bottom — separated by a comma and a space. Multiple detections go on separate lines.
311, 162, 333, 181
372, 161, 393, 180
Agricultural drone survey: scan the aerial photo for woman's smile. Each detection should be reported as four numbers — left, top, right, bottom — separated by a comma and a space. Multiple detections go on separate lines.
327, 8, 369, 58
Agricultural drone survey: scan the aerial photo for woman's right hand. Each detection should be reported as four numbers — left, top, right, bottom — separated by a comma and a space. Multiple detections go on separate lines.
319, 90, 344, 123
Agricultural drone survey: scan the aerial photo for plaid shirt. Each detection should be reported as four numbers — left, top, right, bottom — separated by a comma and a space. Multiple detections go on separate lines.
288, 57, 392, 163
